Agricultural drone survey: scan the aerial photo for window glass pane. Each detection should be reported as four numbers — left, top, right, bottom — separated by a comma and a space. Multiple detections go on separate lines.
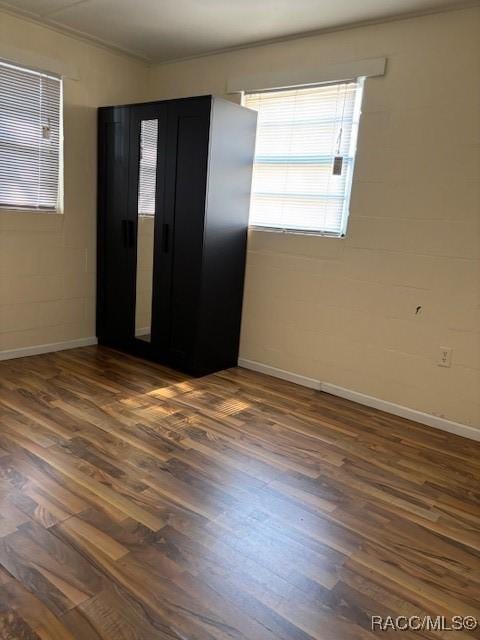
0, 61, 62, 211
244, 81, 363, 235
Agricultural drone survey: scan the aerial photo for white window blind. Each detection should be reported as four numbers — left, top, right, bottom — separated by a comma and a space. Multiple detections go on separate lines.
244, 81, 363, 236
0, 60, 62, 212
137, 119, 158, 216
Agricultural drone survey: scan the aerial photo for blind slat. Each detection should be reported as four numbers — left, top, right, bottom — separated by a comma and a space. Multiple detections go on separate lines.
0, 61, 62, 211
245, 81, 363, 235
137, 119, 158, 216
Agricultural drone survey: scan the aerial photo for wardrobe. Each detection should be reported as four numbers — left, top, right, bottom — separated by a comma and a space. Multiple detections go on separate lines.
97, 95, 257, 376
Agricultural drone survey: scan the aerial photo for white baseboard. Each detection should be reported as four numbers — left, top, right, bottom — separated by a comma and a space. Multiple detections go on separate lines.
1, 346, 477, 441
0, 337, 98, 362
238, 358, 321, 390
135, 327, 150, 337
238, 358, 480, 442
321, 382, 480, 442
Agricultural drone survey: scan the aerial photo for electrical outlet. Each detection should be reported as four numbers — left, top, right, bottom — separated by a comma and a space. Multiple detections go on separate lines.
438, 347, 453, 368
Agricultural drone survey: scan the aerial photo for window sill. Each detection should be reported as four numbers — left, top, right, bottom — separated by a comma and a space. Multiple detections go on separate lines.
248, 225, 344, 238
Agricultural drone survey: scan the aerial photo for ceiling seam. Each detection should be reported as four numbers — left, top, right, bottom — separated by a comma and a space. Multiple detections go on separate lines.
150, 0, 480, 66
0, 0, 478, 65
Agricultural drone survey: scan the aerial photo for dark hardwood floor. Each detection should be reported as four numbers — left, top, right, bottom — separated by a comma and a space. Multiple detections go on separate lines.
0, 346, 479, 639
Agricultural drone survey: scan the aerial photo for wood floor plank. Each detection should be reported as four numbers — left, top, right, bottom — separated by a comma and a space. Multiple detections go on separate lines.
0, 345, 479, 639
0, 430, 165, 532
0, 520, 104, 615
0, 574, 77, 640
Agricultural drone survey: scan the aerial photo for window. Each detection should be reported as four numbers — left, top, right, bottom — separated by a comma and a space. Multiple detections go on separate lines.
0, 60, 63, 212
244, 80, 363, 236
137, 119, 158, 216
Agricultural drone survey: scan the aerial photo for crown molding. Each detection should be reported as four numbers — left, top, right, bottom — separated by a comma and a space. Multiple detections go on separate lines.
152, 0, 480, 66
0, 5, 149, 62
0, 0, 478, 66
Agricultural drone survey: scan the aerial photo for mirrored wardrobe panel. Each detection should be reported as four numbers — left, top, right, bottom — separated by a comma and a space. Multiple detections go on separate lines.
135, 119, 158, 343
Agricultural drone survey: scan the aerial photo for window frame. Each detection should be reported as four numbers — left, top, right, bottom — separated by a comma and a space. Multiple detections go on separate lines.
243, 78, 364, 238
0, 59, 64, 214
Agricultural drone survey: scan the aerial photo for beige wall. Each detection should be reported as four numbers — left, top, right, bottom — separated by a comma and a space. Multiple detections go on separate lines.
0, 11, 148, 352
148, 7, 480, 428
0, 7, 478, 429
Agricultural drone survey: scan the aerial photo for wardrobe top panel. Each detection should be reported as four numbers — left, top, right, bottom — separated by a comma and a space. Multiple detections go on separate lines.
98, 94, 255, 114
99, 94, 217, 111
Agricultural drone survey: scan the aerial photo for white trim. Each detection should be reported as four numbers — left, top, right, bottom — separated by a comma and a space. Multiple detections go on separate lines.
0, 7, 148, 64
135, 327, 150, 337
321, 382, 480, 442
238, 358, 480, 442
0, 3, 477, 66
0, 337, 98, 362
0, 44, 80, 80
227, 57, 386, 94
238, 358, 321, 390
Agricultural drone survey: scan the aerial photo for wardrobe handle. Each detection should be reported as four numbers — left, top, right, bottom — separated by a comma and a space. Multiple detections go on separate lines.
121, 219, 128, 248
128, 220, 135, 248
162, 223, 170, 253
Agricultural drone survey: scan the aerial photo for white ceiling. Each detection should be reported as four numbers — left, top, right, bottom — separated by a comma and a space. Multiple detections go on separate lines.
0, 0, 473, 62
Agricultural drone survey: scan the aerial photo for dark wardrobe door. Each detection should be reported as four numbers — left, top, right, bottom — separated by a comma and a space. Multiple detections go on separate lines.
97, 106, 135, 347
151, 97, 212, 372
